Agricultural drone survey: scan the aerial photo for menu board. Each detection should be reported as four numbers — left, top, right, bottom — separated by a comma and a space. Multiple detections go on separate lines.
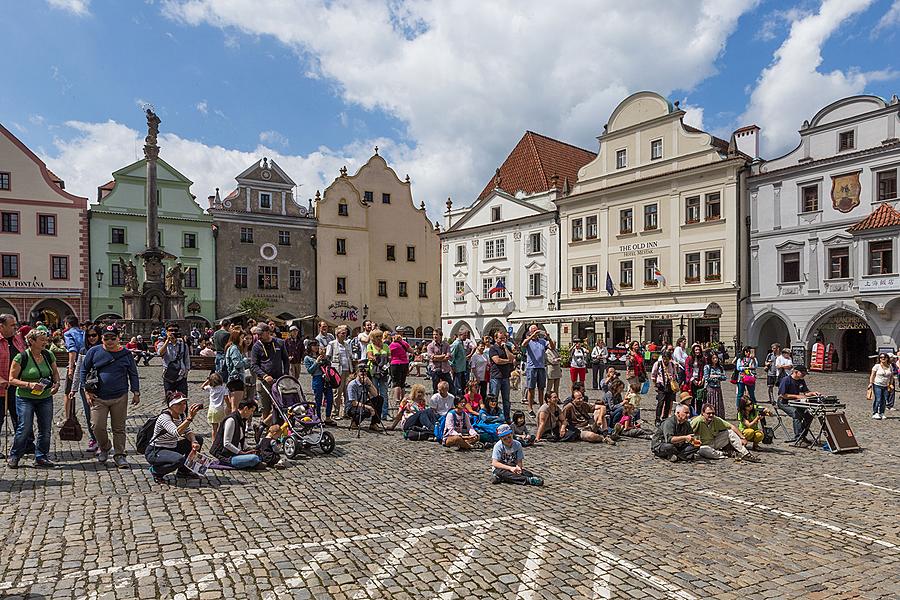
791, 344, 806, 369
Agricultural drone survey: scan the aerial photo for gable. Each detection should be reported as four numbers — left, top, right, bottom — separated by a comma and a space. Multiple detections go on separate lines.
236, 158, 295, 187
448, 189, 549, 232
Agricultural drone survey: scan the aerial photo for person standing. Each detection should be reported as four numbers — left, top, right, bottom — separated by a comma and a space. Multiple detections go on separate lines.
224, 329, 250, 413
569, 339, 588, 385
366, 329, 391, 419
212, 319, 232, 379
488, 330, 516, 422
285, 325, 305, 380
734, 346, 758, 412
625, 340, 645, 391
590, 339, 608, 390
304, 339, 335, 424
764, 343, 781, 403
449, 331, 468, 396
316, 321, 335, 350
545, 343, 562, 398
469, 339, 490, 401
651, 350, 678, 426
68, 324, 101, 453
326, 325, 355, 418
159, 322, 191, 399
356, 320, 374, 363
426, 329, 452, 394
703, 352, 727, 418
388, 330, 412, 408
522, 325, 553, 418
249, 324, 290, 424
672, 337, 688, 384
868, 352, 895, 420
0, 314, 25, 459
6, 328, 61, 468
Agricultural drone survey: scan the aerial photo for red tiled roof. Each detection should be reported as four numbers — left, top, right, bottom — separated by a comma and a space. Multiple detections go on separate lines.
224, 189, 239, 201
848, 202, 900, 232
99, 180, 115, 191
477, 131, 596, 201
46, 169, 65, 189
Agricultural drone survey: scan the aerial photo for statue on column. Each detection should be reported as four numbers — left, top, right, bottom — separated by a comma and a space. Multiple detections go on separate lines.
166, 262, 185, 296
145, 109, 160, 149
119, 257, 139, 294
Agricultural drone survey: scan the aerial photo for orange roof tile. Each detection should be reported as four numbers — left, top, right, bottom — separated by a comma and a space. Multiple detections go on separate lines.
99, 180, 115, 191
477, 131, 595, 201
848, 202, 900, 232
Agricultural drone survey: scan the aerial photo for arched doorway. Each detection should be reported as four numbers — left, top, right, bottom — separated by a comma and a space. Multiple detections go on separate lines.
756, 313, 792, 350
482, 319, 506, 340
29, 298, 75, 328
808, 310, 875, 372
0, 298, 18, 321
841, 328, 876, 372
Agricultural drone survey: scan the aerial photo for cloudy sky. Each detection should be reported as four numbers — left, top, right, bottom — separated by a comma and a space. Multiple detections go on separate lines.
3, 0, 899, 218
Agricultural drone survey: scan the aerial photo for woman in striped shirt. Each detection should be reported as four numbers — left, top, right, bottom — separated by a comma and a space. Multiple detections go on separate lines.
145, 392, 203, 484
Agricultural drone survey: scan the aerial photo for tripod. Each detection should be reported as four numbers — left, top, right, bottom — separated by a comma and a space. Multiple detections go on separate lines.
353, 381, 388, 439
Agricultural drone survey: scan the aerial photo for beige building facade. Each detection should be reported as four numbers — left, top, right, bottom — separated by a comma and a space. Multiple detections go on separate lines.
548, 92, 750, 347
316, 152, 440, 334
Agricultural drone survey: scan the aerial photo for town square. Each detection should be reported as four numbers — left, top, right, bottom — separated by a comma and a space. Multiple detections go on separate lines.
2, 1, 900, 598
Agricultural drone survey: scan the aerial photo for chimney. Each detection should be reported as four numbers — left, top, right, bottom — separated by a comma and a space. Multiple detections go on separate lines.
733, 125, 760, 159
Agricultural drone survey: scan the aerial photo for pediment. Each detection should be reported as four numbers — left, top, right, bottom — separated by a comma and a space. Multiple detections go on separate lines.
821, 233, 852, 247
775, 240, 805, 251
481, 265, 509, 276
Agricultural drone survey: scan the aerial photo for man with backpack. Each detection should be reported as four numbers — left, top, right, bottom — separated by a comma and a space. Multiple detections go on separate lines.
159, 322, 191, 398
81, 325, 140, 468
249, 323, 290, 424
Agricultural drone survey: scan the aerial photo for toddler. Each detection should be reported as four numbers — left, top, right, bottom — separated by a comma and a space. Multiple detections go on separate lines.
257, 424, 286, 468
202, 372, 228, 438
511, 410, 535, 446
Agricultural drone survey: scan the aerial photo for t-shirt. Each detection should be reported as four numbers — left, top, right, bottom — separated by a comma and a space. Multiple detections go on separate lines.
775, 355, 793, 377
389, 339, 411, 365
492, 439, 524, 468
570, 347, 587, 369
524, 338, 548, 370
212, 328, 231, 353
689, 415, 731, 445
778, 376, 809, 398
449, 339, 468, 372
430, 392, 454, 416
488, 344, 513, 380
871, 364, 893, 387
13, 350, 56, 399
206, 383, 228, 410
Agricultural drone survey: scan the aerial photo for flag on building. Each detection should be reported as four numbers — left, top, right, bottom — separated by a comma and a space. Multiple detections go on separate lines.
488, 278, 506, 295
605, 272, 615, 296
463, 282, 477, 297
653, 267, 666, 286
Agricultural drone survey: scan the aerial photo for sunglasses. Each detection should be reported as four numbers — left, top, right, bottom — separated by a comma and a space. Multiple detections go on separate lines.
167, 329, 179, 333
102, 334, 118, 339
88, 333, 99, 338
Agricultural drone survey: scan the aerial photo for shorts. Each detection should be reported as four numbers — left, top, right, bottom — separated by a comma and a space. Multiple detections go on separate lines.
766, 375, 777, 387
525, 368, 547, 390
163, 378, 188, 396
226, 378, 245, 392
207, 406, 227, 424
560, 427, 581, 442
390, 364, 409, 389
256, 380, 273, 413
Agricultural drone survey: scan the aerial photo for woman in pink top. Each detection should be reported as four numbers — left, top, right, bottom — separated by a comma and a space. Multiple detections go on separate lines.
389, 330, 412, 407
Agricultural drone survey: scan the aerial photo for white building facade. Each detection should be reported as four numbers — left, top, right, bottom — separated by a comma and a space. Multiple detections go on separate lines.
746, 94, 900, 371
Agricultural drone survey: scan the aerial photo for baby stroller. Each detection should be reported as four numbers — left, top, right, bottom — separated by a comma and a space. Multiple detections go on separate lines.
270, 375, 336, 458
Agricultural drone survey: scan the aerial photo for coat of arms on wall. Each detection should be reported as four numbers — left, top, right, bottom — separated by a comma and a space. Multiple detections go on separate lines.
831, 172, 861, 213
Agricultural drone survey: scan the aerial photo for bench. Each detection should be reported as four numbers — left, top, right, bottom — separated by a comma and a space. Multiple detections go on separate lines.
190, 354, 216, 372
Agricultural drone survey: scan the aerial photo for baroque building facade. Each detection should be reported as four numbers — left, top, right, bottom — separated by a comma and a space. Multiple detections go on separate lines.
746, 94, 900, 370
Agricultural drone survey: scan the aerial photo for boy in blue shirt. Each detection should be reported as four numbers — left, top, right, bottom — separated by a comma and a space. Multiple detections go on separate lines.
490, 424, 543, 486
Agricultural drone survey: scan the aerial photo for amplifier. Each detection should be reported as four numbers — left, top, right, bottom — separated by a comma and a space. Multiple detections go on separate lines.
822, 413, 860, 453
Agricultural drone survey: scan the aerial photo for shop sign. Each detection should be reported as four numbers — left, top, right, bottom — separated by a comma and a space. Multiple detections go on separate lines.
0, 279, 45, 288
328, 300, 359, 322
695, 318, 720, 326
859, 275, 900, 292
618, 241, 660, 257
821, 315, 868, 330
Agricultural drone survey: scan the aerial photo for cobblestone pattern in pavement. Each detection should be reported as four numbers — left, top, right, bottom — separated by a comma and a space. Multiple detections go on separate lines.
0, 368, 898, 599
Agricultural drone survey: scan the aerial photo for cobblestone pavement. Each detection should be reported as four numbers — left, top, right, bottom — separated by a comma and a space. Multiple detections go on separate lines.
0, 367, 898, 599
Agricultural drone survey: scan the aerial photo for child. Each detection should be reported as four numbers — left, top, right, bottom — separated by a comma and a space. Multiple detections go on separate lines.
257, 424, 286, 468
612, 399, 651, 439
511, 410, 535, 446
202, 372, 228, 439
443, 396, 480, 450
490, 424, 542, 486
479, 395, 505, 424
304, 340, 335, 425
624, 382, 643, 408
463, 379, 482, 416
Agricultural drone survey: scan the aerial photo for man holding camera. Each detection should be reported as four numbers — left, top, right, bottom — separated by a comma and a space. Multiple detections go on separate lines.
159, 322, 191, 398
346, 364, 384, 431
523, 325, 554, 418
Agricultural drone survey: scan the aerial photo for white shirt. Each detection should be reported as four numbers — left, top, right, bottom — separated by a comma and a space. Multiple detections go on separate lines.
775, 355, 793, 375
327, 339, 354, 372
673, 346, 688, 367
356, 332, 370, 361
206, 383, 228, 410
872, 364, 894, 387
430, 392, 454, 416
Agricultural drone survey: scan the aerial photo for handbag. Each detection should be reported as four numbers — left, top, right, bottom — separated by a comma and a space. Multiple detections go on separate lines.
729, 370, 738, 385
58, 393, 83, 442
762, 426, 775, 444
741, 374, 756, 386
866, 387, 875, 401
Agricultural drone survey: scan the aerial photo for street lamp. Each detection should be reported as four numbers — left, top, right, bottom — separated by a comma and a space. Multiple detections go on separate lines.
95, 268, 103, 288
678, 315, 686, 337
363, 304, 369, 320
637, 324, 645, 343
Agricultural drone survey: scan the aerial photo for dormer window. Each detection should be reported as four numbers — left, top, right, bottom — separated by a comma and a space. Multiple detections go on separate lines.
650, 139, 663, 160
259, 192, 272, 209
616, 149, 627, 169
338, 202, 348, 216
491, 206, 501, 222
838, 130, 855, 152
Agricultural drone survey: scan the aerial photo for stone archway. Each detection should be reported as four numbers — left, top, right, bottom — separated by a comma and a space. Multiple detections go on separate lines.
0, 298, 18, 321
482, 318, 506, 340
29, 298, 76, 328
448, 320, 474, 338
805, 307, 875, 372
753, 313, 792, 350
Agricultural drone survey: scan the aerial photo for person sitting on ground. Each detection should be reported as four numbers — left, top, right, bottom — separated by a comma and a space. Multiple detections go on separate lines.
429, 379, 455, 417
737, 395, 769, 452
201, 372, 228, 439
511, 410, 535, 447
398, 384, 437, 440
564, 380, 590, 405
257, 424, 287, 468
651, 404, 699, 462
777, 365, 817, 444
559, 389, 614, 444
347, 364, 384, 431
603, 378, 627, 429
443, 396, 480, 450
199, 340, 216, 358
535, 391, 561, 443
490, 424, 543, 486
390, 382, 429, 430
463, 379, 482, 416
690, 403, 761, 462
600, 367, 621, 394
478, 394, 505, 424
210, 398, 263, 470
145, 392, 203, 483
612, 398, 650, 439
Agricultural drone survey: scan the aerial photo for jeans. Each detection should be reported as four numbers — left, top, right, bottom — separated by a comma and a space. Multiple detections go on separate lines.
779, 401, 811, 440
452, 371, 468, 397
10, 395, 54, 461
230, 454, 261, 469
653, 442, 698, 461
0, 386, 19, 438
91, 393, 129, 456
146, 436, 204, 477
492, 467, 539, 485
489, 377, 511, 422
591, 363, 605, 389
78, 388, 96, 442
431, 370, 452, 395
873, 384, 889, 415
311, 378, 334, 419
735, 381, 757, 411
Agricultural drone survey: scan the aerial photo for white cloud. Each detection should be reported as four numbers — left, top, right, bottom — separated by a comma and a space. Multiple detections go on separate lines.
12, 123, 26, 133
29, 114, 46, 126
47, 0, 90, 16
196, 100, 208, 115
680, 101, 706, 130
740, 0, 897, 156
259, 130, 289, 147
874, 0, 900, 35
160, 0, 757, 213
44, 120, 377, 209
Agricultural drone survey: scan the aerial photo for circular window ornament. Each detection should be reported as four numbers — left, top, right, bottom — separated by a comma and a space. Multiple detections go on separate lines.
261, 169, 272, 180
260, 243, 278, 260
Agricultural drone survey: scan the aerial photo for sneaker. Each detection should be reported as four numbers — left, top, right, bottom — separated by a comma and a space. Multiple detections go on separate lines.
34, 458, 57, 468
149, 467, 167, 484
490, 473, 501, 484
669, 454, 679, 463
113, 455, 129, 469
872, 413, 881, 420
528, 410, 536, 418
743, 452, 761, 463
7, 456, 20, 469
603, 436, 616, 446
87, 439, 98, 452
275, 458, 287, 469
97, 450, 109, 464
880, 413, 887, 420
527, 476, 543, 486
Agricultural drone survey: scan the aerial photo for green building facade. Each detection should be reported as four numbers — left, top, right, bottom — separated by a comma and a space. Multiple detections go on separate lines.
89, 158, 215, 324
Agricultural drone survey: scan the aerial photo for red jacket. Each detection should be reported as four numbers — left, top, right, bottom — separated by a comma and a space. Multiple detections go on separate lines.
0, 333, 27, 395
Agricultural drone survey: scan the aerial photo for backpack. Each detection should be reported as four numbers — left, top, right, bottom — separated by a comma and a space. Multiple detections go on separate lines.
136, 412, 165, 454
163, 341, 186, 383
322, 365, 342, 389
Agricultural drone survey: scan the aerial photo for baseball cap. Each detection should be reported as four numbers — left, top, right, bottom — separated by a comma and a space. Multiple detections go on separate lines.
794, 365, 808, 374
289, 325, 299, 332
497, 424, 513, 438
102, 324, 119, 337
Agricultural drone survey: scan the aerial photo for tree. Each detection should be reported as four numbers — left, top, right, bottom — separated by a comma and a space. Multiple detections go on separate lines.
237, 296, 272, 321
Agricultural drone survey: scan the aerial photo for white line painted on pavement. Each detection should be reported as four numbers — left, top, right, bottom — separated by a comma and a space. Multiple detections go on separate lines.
354, 533, 424, 599
432, 530, 486, 600
698, 490, 898, 551
515, 532, 548, 600
263, 548, 339, 600
592, 555, 613, 600
823, 474, 900, 495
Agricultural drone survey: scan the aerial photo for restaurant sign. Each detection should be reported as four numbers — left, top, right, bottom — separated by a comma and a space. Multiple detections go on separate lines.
0, 279, 45, 288
618, 241, 660, 257
328, 300, 359, 323
859, 275, 900, 292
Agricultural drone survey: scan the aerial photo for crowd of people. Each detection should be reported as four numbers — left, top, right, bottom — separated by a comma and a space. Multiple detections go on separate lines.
2, 312, 895, 483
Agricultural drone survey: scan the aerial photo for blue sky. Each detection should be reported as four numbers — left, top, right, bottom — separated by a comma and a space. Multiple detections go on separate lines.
2, 0, 898, 217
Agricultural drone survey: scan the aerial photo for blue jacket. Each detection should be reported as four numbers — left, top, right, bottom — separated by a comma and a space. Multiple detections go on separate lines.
81, 346, 140, 400
63, 327, 85, 354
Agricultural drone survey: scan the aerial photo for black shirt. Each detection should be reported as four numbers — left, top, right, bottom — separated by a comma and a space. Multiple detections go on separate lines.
488, 344, 514, 380
5, 336, 19, 360
778, 376, 809, 398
